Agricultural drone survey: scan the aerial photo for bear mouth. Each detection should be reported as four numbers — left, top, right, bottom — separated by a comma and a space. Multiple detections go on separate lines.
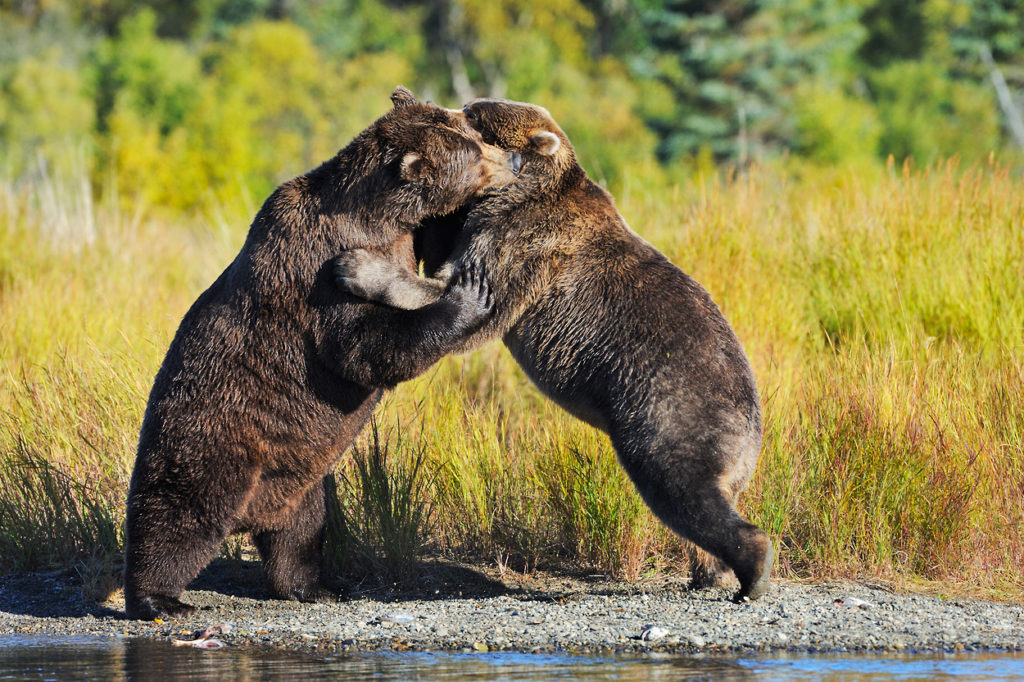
413, 203, 472, 277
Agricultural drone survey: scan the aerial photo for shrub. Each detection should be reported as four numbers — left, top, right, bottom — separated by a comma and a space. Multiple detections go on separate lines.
870, 61, 1001, 164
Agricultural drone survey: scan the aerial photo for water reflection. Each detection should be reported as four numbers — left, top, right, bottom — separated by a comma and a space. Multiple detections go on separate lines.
1, 635, 1021, 681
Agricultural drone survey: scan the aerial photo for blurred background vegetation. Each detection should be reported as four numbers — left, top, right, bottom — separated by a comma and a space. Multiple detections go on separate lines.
1, 1, 1022, 598
1, 0, 1023, 212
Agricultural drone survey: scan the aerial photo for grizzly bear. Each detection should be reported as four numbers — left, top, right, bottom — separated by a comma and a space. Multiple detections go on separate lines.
334, 98, 775, 601
123, 87, 517, 620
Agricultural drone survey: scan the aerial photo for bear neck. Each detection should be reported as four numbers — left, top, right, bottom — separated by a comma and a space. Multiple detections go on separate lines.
237, 139, 430, 298
310, 142, 428, 239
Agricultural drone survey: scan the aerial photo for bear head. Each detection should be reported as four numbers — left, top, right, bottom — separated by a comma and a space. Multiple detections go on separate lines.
377, 86, 520, 218
460, 98, 574, 180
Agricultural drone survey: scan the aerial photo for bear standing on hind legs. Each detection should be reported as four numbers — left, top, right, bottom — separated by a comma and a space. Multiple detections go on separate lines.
123, 88, 518, 621
335, 98, 775, 601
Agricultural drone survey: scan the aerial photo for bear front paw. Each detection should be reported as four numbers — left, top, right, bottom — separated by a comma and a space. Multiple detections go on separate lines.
443, 263, 494, 328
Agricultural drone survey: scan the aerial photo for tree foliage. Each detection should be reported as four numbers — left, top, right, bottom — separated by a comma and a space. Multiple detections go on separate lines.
0, 0, 1021, 212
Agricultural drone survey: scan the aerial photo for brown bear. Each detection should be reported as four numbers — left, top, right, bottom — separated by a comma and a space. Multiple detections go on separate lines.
334, 98, 775, 601
123, 87, 518, 621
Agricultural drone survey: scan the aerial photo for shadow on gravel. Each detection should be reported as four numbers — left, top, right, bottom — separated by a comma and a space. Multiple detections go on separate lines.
186, 558, 277, 600
181, 558, 515, 604
0, 573, 121, 619
1, 558, 706, 620
0, 559, 577, 621
338, 560, 514, 602
185, 558, 709, 609
334, 560, 713, 606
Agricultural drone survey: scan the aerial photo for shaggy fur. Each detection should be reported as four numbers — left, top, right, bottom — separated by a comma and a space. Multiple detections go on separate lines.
334, 98, 775, 601
123, 88, 514, 620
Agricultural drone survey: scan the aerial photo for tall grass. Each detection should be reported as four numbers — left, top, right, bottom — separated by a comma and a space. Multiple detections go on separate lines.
0, 444, 121, 574
1, 159, 1021, 598
325, 420, 433, 582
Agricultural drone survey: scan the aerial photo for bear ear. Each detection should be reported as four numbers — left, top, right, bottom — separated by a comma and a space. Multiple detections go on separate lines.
400, 152, 427, 181
528, 130, 561, 156
391, 86, 418, 109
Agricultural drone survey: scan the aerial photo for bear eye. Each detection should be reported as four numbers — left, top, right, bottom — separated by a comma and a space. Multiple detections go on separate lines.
463, 107, 478, 122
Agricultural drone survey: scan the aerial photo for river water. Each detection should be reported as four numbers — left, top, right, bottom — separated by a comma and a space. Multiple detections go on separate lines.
1, 635, 1022, 680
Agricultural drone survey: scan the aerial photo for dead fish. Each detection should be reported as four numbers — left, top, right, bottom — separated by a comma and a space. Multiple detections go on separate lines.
172, 638, 225, 649
640, 624, 669, 641
170, 622, 233, 649
833, 596, 874, 609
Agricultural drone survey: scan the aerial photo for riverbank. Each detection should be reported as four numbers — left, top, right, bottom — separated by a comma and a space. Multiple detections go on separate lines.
2, 560, 1021, 655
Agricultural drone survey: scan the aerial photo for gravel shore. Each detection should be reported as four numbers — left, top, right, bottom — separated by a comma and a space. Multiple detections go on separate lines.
2, 560, 1022, 655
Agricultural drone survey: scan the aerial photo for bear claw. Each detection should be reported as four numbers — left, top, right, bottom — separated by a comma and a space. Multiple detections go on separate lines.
126, 594, 196, 621
732, 539, 775, 603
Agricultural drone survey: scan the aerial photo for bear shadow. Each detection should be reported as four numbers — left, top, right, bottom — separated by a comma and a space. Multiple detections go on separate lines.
184, 557, 277, 601
184, 552, 709, 607
337, 559, 515, 603
181, 557, 515, 605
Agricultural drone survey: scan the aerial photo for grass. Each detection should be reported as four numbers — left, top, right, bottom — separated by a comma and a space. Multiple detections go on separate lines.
1, 158, 1021, 600
325, 420, 433, 582
0, 444, 121, 575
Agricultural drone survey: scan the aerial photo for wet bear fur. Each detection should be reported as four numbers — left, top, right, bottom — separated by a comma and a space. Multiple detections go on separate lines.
123, 88, 513, 620
334, 98, 775, 601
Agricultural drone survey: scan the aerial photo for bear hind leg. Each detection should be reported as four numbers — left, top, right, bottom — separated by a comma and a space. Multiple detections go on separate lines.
685, 543, 730, 590
253, 477, 334, 603
677, 491, 774, 602
635, 471, 774, 602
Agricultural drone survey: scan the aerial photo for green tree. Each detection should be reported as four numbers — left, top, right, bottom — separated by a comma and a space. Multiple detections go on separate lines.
857, 0, 927, 67
0, 48, 95, 176
857, 0, 1023, 160
790, 80, 880, 165
181, 20, 417, 208
187, 20, 342, 199
418, 0, 594, 100
635, 0, 866, 163
90, 9, 200, 136
86, 9, 201, 208
291, 0, 426, 63
871, 60, 1000, 162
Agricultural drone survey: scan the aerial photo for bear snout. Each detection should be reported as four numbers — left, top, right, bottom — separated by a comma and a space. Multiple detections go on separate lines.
475, 143, 518, 193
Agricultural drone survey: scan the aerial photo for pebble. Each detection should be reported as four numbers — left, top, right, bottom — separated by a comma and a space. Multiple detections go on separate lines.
383, 613, 414, 624
1, 572, 1022, 655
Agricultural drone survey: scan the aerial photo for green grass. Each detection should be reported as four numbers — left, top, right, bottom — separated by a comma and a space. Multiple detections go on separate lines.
325, 420, 433, 582
1, 159, 1021, 600
0, 444, 121, 575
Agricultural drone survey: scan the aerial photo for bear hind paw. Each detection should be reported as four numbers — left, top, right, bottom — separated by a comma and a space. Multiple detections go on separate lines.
288, 583, 339, 604
731, 538, 775, 603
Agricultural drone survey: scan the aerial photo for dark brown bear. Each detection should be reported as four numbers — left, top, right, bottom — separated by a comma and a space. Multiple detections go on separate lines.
123, 87, 517, 621
334, 98, 775, 601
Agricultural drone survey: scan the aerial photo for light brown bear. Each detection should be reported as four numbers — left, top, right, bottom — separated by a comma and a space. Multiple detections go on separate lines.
123, 88, 517, 620
334, 98, 775, 601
